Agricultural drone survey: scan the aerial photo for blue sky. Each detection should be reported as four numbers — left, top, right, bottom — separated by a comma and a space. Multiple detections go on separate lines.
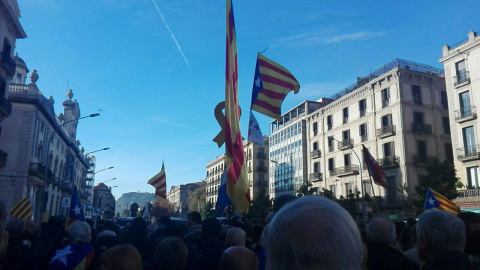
15, 0, 478, 199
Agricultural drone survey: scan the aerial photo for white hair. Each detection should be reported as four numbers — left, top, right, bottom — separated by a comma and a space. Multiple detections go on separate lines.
265, 195, 363, 270
68, 221, 91, 243
417, 209, 465, 256
367, 218, 396, 245
225, 227, 246, 247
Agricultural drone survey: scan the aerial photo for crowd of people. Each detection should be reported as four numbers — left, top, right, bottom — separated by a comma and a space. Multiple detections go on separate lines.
0, 195, 479, 269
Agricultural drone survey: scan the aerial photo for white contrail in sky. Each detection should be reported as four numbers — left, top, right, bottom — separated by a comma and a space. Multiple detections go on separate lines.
151, 0, 192, 71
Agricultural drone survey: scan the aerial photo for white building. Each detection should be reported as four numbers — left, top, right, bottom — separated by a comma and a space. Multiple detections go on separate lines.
0, 0, 26, 169
167, 181, 203, 218
439, 31, 480, 207
305, 59, 450, 208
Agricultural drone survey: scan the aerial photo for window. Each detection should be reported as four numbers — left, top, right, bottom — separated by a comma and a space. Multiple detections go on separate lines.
413, 112, 424, 131
328, 158, 334, 172
313, 162, 319, 173
345, 183, 353, 195
312, 122, 318, 136
343, 107, 349, 124
445, 143, 454, 162
442, 117, 450, 134
359, 124, 367, 142
417, 141, 427, 157
463, 126, 477, 156
441, 91, 448, 109
344, 154, 351, 166
381, 88, 390, 108
342, 130, 350, 141
387, 176, 397, 205
359, 99, 366, 117
383, 142, 393, 157
467, 166, 479, 189
381, 114, 392, 127
412, 85, 422, 105
330, 185, 336, 197
312, 142, 318, 151
459, 91, 472, 118
328, 137, 334, 152
327, 115, 333, 130
456, 60, 468, 84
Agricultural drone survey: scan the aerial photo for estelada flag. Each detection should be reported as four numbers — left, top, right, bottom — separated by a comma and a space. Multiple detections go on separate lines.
424, 188, 461, 215
147, 163, 167, 200
67, 186, 85, 229
362, 145, 388, 189
251, 52, 300, 120
224, 0, 250, 213
9, 197, 32, 220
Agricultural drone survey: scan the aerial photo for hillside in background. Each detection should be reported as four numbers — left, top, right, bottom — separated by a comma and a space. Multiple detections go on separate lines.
115, 192, 155, 214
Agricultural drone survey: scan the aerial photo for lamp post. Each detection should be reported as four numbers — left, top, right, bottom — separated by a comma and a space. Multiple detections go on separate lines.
84, 147, 110, 156
99, 177, 116, 184
330, 137, 367, 223
91, 167, 114, 178
39, 113, 100, 223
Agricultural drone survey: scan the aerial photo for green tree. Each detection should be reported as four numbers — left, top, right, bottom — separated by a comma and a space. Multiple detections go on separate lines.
414, 158, 461, 208
246, 188, 272, 222
296, 180, 319, 197
130, 202, 139, 217
122, 209, 130, 217
187, 181, 206, 213
201, 201, 219, 220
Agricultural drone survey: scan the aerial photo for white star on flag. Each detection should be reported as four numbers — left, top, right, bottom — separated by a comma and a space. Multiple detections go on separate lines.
428, 197, 436, 206
73, 205, 81, 216
255, 76, 262, 88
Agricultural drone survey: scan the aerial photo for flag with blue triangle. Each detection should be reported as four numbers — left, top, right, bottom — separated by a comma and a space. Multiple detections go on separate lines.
216, 165, 232, 213
248, 110, 265, 146
67, 186, 85, 229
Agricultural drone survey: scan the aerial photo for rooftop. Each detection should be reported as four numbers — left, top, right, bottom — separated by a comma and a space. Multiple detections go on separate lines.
449, 30, 478, 50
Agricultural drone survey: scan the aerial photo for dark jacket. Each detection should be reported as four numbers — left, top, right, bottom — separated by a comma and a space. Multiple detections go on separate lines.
185, 240, 225, 270
422, 252, 477, 270
367, 242, 420, 270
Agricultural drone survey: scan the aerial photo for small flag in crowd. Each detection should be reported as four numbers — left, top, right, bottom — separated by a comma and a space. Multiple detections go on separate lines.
424, 188, 461, 215
9, 197, 32, 220
49, 243, 94, 269
251, 52, 300, 120
248, 111, 265, 146
216, 165, 232, 213
67, 186, 85, 229
224, 0, 250, 213
362, 145, 387, 189
148, 163, 167, 201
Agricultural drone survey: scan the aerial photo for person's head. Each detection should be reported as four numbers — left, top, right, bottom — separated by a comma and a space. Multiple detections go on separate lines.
173, 223, 189, 238
6, 217, 26, 238
187, 212, 202, 227
273, 194, 296, 213
202, 217, 222, 241
156, 237, 188, 270
48, 215, 67, 231
220, 246, 259, 270
95, 244, 143, 270
367, 218, 397, 246
24, 219, 36, 235
69, 221, 91, 244
225, 227, 246, 248
265, 195, 363, 270
416, 209, 466, 262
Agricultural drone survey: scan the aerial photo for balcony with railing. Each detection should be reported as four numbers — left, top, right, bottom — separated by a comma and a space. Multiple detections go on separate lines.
257, 152, 266, 159
411, 123, 432, 134
311, 149, 321, 159
328, 145, 334, 152
1, 51, 16, 76
330, 165, 359, 177
457, 145, 480, 161
360, 109, 366, 117
29, 162, 54, 182
309, 172, 323, 182
0, 150, 7, 169
377, 125, 396, 138
379, 156, 400, 168
457, 189, 480, 198
0, 96, 12, 117
454, 70, 470, 87
361, 134, 368, 142
455, 106, 477, 123
382, 99, 389, 108
338, 139, 354, 150
413, 155, 435, 165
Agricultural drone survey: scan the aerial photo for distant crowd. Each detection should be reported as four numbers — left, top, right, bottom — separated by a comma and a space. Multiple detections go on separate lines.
0, 195, 479, 269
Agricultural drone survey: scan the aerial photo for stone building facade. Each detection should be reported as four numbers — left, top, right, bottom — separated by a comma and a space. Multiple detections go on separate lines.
93, 183, 116, 219
305, 59, 450, 207
0, 0, 26, 169
166, 181, 203, 218
0, 56, 91, 222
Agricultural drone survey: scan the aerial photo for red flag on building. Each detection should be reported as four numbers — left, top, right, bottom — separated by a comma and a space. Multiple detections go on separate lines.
224, 0, 250, 213
362, 145, 388, 189
147, 163, 167, 200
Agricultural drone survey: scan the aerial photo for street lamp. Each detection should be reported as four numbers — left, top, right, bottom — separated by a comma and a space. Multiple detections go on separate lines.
92, 167, 114, 177
84, 147, 110, 156
330, 137, 367, 223
39, 113, 100, 222
99, 177, 116, 184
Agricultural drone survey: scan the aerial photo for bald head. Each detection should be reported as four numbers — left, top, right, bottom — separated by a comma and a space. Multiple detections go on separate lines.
220, 246, 259, 270
367, 218, 396, 245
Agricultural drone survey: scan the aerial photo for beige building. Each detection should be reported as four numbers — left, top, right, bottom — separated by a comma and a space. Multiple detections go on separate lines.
93, 183, 116, 219
167, 181, 203, 218
0, 56, 91, 222
0, 0, 26, 169
439, 31, 480, 207
305, 59, 450, 207
206, 138, 269, 205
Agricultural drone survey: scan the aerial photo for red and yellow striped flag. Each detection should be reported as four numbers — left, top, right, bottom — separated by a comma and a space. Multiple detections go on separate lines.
224, 0, 250, 213
148, 163, 167, 200
9, 197, 32, 220
424, 188, 461, 215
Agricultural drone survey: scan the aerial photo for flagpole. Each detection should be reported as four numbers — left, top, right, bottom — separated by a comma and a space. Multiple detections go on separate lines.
367, 177, 380, 215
